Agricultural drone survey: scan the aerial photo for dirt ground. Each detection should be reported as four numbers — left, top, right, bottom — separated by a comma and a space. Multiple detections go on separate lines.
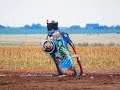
0, 70, 120, 90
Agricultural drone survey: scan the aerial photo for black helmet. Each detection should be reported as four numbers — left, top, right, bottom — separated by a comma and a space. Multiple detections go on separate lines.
47, 20, 58, 31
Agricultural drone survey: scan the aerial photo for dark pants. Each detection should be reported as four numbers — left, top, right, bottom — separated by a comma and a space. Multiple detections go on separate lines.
50, 53, 63, 75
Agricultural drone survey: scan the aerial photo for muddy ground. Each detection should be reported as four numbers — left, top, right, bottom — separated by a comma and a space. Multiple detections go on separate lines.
0, 72, 120, 90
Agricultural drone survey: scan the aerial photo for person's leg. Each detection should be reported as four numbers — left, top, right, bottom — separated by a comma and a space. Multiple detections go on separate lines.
68, 67, 77, 76
50, 53, 63, 75
55, 58, 63, 75
72, 67, 78, 76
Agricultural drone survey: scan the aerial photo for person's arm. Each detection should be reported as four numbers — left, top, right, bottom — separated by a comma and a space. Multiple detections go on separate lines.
65, 33, 77, 54
69, 40, 77, 54
61, 31, 77, 54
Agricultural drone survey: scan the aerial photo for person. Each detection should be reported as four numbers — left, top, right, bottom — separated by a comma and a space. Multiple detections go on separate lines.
46, 20, 78, 76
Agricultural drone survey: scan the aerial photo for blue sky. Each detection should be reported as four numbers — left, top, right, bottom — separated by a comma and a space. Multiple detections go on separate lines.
0, 0, 120, 27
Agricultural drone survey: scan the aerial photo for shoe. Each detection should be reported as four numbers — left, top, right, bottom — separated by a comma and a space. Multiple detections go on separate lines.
75, 74, 80, 76
72, 72, 80, 76
59, 75, 67, 77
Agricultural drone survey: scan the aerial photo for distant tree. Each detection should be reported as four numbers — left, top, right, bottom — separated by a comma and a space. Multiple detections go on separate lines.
31, 23, 42, 29
115, 25, 120, 29
99, 25, 109, 29
24, 23, 42, 29
0, 25, 6, 29
69, 25, 81, 29
109, 26, 115, 29
24, 24, 31, 29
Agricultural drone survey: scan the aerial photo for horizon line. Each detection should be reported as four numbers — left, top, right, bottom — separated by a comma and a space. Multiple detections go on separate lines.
0, 23, 120, 27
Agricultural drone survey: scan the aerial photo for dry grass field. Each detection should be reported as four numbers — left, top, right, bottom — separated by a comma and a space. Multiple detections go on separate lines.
0, 45, 120, 74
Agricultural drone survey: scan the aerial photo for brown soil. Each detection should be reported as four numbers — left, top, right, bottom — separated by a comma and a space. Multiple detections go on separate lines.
0, 69, 120, 90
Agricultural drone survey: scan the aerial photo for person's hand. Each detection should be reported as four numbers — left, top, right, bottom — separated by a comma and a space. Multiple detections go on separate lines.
73, 48, 77, 54
73, 50, 76, 54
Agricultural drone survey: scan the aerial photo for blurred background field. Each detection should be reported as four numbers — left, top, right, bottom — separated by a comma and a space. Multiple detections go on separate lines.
0, 44, 120, 74
0, 34, 120, 45
0, 34, 120, 74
